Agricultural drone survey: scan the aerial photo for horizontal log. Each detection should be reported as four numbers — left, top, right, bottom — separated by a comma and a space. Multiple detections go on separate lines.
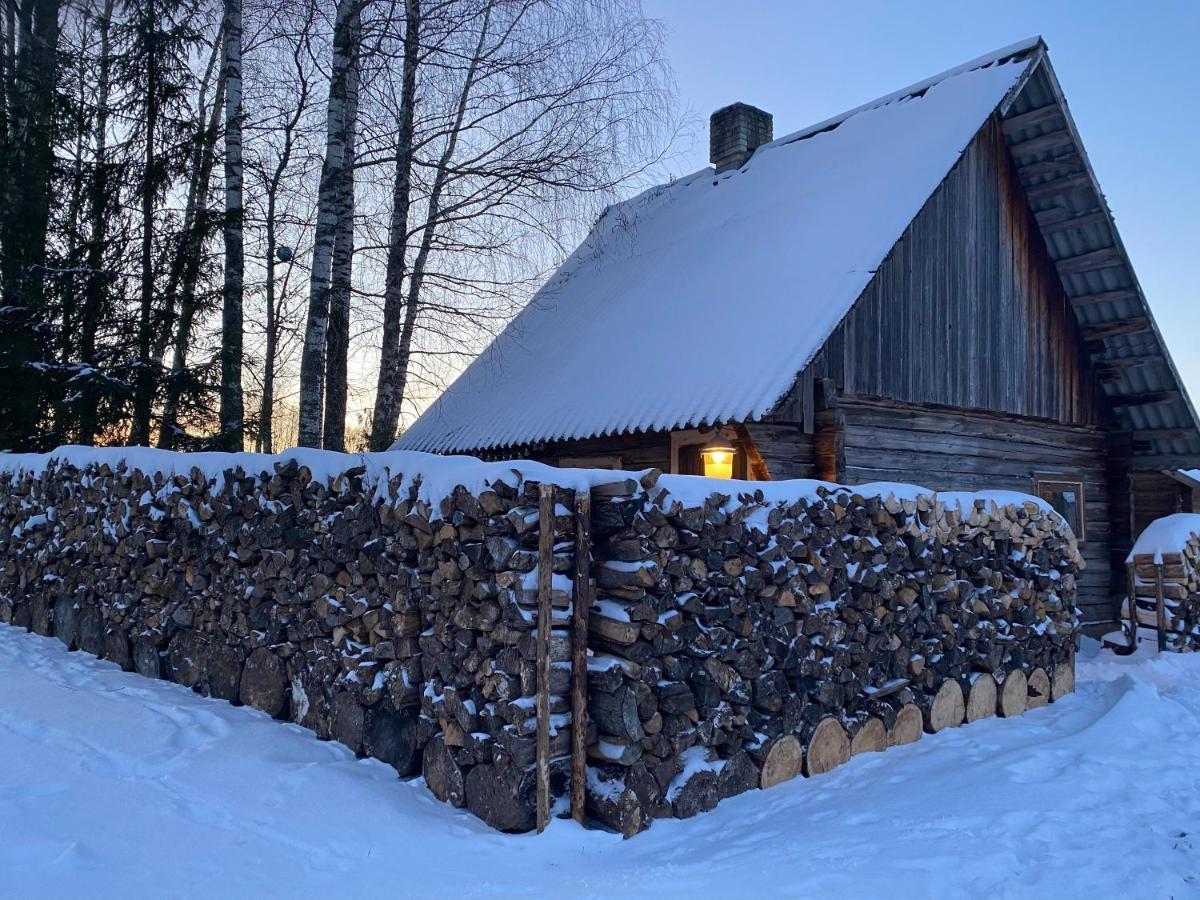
1110, 390, 1180, 408
1066, 288, 1138, 306
1080, 317, 1151, 341
1023, 172, 1092, 202
1038, 209, 1110, 236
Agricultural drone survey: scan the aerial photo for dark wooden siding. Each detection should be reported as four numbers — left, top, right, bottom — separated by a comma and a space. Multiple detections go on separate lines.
839, 398, 1114, 625
480, 431, 672, 472
742, 423, 816, 480
796, 114, 1106, 427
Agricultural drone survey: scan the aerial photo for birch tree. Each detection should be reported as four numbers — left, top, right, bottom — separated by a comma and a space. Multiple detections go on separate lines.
296, 0, 360, 447
218, 0, 245, 449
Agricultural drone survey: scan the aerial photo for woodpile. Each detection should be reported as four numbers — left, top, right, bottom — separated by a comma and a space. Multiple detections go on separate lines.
1128, 537, 1200, 651
0, 454, 581, 833
0, 452, 1083, 837
582, 477, 1080, 835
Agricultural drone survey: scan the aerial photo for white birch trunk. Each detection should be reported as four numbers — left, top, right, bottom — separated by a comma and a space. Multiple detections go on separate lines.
218, 0, 244, 450
297, 0, 356, 448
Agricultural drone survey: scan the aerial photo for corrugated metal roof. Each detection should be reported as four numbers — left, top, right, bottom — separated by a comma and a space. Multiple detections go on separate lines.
999, 45, 1200, 469
395, 46, 1035, 454
397, 39, 1199, 469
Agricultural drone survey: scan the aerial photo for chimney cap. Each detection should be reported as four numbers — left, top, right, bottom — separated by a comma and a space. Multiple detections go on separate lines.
709, 102, 773, 174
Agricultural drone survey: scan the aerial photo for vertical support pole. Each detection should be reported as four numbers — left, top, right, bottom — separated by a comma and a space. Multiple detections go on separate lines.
535, 482, 554, 833
1154, 561, 1167, 653
1126, 563, 1138, 650
570, 490, 591, 825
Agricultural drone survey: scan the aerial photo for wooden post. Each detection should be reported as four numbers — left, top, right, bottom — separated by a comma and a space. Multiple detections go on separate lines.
570, 491, 591, 825
1126, 564, 1138, 649
535, 482, 554, 833
1154, 561, 1167, 653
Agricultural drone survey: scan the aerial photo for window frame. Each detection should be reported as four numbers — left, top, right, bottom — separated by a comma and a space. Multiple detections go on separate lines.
1033, 475, 1087, 542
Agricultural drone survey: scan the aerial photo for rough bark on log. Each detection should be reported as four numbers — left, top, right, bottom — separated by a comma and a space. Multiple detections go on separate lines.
240, 647, 286, 718
423, 736, 465, 807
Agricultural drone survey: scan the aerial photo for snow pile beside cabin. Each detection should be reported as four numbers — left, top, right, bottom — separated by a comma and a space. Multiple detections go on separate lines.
0, 446, 1081, 834
395, 50, 1031, 454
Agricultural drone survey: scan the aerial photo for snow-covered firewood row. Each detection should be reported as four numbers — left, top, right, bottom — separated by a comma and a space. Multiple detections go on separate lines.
0, 447, 1081, 834
1126, 513, 1200, 649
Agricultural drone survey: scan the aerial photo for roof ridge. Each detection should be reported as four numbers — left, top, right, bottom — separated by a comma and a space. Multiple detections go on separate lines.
763, 36, 1044, 153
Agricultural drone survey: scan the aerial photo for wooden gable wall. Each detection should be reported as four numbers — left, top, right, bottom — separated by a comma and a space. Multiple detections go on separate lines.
799, 113, 1106, 425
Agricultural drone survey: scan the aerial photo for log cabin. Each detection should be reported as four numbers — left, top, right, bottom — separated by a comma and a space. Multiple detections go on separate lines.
394, 38, 1200, 631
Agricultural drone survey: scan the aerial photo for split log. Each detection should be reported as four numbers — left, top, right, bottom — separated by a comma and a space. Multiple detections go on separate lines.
965, 673, 997, 724
924, 680, 965, 733
240, 648, 286, 718
1051, 656, 1075, 701
759, 735, 802, 788
998, 669, 1028, 718
849, 717, 886, 755
1026, 667, 1051, 710
466, 763, 536, 834
887, 704, 923, 746
805, 717, 850, 775
423, 736, 465, 807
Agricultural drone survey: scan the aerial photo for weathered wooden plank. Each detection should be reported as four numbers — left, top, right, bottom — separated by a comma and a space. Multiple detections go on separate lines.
1008, 127, 1073, 157
1067, 287, 1138, 306
570, 491, 590, 826
1110, 390, 1180, 408
1002, 103, 1063, 134
1023, 171, 1092, 201
1017, 155, 1084, 181
1055, 246, 1124, 275
1036, 208, 1110, 235
535, 482, 555, 834
1080, 317, 1152, 342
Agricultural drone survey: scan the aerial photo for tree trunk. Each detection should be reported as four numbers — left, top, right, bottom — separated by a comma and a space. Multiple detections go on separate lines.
77, 0, 114, 446
322, 2, 360, 453
158, 71, 225, 450
297, 0, 358, 448
218, 0, 244, 451
0, 0, 60, 451
130, 0, 158, 446
367, 0, 420, 452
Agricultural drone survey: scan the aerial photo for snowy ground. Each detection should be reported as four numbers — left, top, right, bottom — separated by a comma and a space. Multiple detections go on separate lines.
2, 624, 1198, 899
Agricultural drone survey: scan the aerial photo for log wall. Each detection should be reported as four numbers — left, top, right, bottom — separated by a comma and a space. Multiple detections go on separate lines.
0, 450, 1082, 837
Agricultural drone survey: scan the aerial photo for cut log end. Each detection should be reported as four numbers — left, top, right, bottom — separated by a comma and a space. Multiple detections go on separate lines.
1051, 656, 1075, 701
805, 717, 850, 776
924, 679, 965, 733
759, 734, 802, 789
966, 673, 997, 723
998, 669, 1028, 718
1026, 667, 1051, 710
887, 704, 923, 747
849, 717, 887, 756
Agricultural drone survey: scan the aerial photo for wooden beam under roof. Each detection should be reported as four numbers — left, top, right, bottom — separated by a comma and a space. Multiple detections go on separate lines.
1110, 389, 1181, 408
1095, 356, 1161, 381
1130, 453, 1200, 471
1018, 155, 1084, 181
1128, 428, 1196, 441
1024, 172, 1093, 201
1056, 246, 1124, 275
1002, 103, 1063, 134
1082, 317, 1153, 342
1036, 209, 1110, 235
1009, 128, 1074, 157
1068, 287, 1138, 306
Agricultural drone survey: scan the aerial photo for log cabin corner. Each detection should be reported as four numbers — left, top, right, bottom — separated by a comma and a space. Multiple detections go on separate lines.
394, 38, 1200, 633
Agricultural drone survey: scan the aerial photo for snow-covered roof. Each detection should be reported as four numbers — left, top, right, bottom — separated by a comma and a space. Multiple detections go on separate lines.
395, 42, 1038, 454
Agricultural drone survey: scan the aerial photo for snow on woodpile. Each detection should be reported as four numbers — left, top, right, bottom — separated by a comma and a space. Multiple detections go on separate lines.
0, 445, 1081, 835
394, 46, 1032, 454
1126, 513, 1200, 650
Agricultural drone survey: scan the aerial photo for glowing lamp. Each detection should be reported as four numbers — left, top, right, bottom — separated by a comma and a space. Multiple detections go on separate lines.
700, 432, 736, 479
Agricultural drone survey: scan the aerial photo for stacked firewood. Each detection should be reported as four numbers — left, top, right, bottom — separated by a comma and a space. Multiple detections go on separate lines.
0, 454, 576, 832
583, 476, 1081, 836
1128, 529, 1200, 651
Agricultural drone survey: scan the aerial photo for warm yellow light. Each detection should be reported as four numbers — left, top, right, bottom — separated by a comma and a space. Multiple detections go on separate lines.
700, 435, 736, 479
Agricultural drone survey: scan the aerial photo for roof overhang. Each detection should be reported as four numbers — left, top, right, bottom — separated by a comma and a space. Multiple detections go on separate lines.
997, 41, 1200, 471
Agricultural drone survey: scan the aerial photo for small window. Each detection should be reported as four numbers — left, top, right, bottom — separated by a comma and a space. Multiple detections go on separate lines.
1035, 478, 1085, 540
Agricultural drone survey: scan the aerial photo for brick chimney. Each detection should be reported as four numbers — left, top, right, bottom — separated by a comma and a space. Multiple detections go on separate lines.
709, 103, 773, 173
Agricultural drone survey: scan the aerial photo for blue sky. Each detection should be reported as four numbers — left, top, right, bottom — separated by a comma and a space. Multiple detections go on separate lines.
643, 0, 1199, 399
